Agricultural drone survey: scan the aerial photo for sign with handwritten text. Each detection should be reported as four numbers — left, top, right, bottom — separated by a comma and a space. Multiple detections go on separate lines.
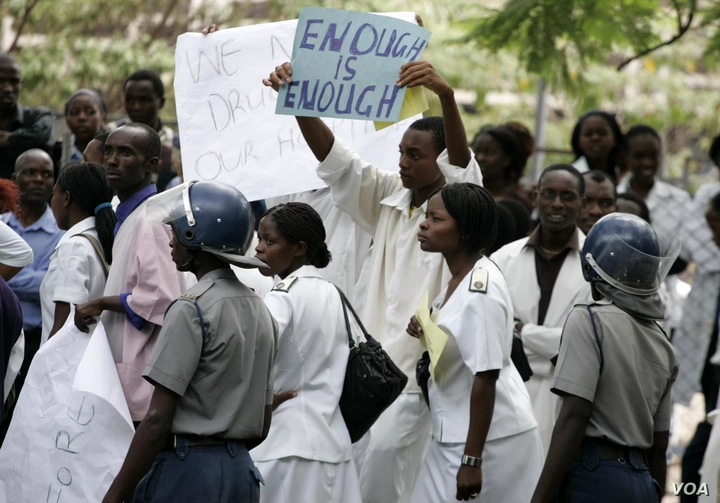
0, 322, 134, 502
276, 7, 430, 122
174, 13, 423, 201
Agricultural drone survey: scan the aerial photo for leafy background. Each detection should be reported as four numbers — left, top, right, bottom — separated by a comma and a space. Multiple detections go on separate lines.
6, 0, 720, 189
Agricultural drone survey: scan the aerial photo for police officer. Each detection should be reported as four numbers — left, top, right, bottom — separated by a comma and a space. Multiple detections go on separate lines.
531, 213, 680, 503
102, 181, 277, 503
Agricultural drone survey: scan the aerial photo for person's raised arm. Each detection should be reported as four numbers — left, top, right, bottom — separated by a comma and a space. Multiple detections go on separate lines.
397, 61, 470, 168
263, 63, 335, 162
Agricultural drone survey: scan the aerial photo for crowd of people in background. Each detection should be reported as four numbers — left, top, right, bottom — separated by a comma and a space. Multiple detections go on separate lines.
0, 27, 717, 503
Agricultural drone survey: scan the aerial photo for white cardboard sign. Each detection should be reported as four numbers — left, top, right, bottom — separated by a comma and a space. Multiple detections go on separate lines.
174, 14, 420, 201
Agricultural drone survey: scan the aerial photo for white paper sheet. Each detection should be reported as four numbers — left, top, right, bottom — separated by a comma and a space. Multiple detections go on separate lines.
0, 322, 134, 502
174, 13, 421, 202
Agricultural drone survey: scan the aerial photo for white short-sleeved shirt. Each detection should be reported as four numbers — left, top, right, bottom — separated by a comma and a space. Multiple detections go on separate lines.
315, 139, 483, 393
252, 265, 352, 464
428, 256, 537, 443
39, 217, 106, 345
0, 219, 33, 267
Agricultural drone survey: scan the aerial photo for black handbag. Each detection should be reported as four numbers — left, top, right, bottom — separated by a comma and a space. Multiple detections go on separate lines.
335, 286, 408, 443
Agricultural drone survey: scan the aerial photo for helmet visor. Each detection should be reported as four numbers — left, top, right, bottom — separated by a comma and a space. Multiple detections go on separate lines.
146, 182, 196, 227
585, 235, 681, 295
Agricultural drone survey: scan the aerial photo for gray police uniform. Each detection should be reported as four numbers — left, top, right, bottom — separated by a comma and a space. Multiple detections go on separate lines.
552, 284, 678, 502
133, 268, 278, 503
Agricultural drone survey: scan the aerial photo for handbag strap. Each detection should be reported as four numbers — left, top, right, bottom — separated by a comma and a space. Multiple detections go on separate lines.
334, 285, 371, 348
77, 233, 109, 277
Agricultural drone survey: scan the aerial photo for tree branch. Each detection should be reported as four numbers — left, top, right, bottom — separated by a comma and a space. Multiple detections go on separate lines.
8, 0, 40, 53
617, 0, 696, 70
147, 0, 180, 45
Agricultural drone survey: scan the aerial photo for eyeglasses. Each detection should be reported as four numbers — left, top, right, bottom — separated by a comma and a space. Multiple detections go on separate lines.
538, 189, 580, 203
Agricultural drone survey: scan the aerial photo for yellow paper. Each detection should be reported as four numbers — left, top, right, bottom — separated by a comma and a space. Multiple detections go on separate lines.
373, 86, 429, 131
415, 291, 448, 382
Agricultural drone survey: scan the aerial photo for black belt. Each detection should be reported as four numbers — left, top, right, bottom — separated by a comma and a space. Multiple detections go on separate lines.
575, 437, 646, 462
164, 433, 236, 450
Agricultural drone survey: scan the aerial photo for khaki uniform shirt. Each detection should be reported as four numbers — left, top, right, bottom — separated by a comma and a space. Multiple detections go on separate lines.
144, 268, 277, 439
552, 300, 678, 449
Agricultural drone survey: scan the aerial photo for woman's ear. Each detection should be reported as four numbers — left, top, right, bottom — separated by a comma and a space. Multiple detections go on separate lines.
61, 189, 72, 208
294, 240, 308, 257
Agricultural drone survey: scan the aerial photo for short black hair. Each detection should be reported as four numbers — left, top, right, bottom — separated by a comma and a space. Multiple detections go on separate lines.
472, 125, 526, 182
584, 169, 617, 197
538, 164, 585, 195
0, 53, 19, 69
709, 135, 720, 167
624, 124, 661, 151
709, 192, 720, 215
124, 69, 165, 99
617, 192, 651, 223
65, 88, 106, 114
119, 122, 161, 159
57, 162, 117, 264
263, 202, 332, 268
571, 110, 623, 175
433, 183, 498, 254
408, 116, 445, 154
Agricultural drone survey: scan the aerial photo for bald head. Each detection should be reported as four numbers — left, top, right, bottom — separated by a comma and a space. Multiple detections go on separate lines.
15, 148, 53, 173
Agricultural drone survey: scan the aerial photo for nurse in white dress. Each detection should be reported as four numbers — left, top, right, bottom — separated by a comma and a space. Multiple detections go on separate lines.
407, 183, 542, 502
252, 202, 362, 503
40, 162, 115, 344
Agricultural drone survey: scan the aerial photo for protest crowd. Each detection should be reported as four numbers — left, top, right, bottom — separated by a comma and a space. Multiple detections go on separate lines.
0, 11, 718, 503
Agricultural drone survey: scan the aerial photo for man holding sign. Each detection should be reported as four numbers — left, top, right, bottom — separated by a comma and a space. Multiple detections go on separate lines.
264, 50, 482, 503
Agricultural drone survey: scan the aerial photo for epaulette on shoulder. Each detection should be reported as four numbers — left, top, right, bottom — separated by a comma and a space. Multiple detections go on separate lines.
469, 267, 489, 294
180, 279, 214, 301
272, 276, 299, 292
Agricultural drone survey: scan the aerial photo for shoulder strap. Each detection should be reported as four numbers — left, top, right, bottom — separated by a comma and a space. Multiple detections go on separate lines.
334, 285, 371, 348
586, 306, 604, 374
76, 233, 109, 278
165, 296, 208, 348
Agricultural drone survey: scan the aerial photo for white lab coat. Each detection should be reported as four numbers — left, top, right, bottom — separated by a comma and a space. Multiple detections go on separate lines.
253, 266, 361, 503
410, 258, 542, 503
267, 188, 372, 304
315, 138, 483, 503
39, 217, 107, 345
491, 232, 592, 453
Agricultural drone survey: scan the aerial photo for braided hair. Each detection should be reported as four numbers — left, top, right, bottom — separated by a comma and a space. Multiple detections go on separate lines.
409, 116, 445, 155
432, 183, 498, 254
57, 162, 117, 264
263, 202, 332, 268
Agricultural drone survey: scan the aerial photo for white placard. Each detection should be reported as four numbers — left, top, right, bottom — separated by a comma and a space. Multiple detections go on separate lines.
174, 14, 420, 201
0, 322, 134, 502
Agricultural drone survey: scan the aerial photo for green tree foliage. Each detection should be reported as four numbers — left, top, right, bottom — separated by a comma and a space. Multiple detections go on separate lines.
457, 0, 702, 92
3, 0, 249, 114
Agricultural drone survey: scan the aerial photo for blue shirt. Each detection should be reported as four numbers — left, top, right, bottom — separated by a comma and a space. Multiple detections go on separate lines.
115, 184, 157, 330
114, 184, 157, 236
1, 206, 64, 331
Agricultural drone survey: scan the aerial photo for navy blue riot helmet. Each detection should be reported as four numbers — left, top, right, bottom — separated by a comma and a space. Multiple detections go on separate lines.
581, 213, 680, 295
147, 181, 267, 268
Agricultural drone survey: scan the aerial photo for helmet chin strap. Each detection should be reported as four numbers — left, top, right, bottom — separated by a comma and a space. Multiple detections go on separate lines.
181, 248, 202, 269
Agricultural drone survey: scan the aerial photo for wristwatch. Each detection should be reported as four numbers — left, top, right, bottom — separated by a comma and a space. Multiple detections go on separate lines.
461, 454, 482, 467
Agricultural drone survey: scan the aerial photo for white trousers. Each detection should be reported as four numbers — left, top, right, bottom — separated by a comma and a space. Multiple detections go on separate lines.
255, 457, 362, 503
525, 374, 558, 457
410, 428, 544, 503
353, 393, 431, 503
